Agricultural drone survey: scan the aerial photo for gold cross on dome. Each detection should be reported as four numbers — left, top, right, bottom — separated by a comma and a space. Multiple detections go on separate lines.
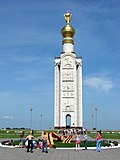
64, 12, 72, 24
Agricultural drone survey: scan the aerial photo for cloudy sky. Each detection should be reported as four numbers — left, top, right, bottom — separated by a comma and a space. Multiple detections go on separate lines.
0, 0, 120, 130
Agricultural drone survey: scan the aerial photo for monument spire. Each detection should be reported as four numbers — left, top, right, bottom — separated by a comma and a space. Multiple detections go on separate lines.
54, 12, 83, 129
61, 12, 75, 52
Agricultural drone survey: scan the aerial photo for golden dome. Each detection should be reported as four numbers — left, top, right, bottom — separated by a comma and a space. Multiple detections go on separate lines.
61, 12, 75, 44
61, 24, 75, 38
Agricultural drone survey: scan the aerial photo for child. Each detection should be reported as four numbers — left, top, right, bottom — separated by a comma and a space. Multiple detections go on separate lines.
39, 139, 43, 149
75, 132, 81, 151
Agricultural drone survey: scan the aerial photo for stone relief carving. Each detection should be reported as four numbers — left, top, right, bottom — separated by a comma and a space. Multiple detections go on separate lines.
62, 56, 74, 68
62, 99, 74, 111
62, 83, 74, 91
62, 71, 74, 81
62, 92, 74, 97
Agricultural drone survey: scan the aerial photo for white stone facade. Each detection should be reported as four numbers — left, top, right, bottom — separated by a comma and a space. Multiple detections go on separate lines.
54, 12, 83, 129
54, 45, 83, 129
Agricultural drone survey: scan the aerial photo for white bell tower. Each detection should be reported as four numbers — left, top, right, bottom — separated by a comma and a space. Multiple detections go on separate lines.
54, 12, 83, 129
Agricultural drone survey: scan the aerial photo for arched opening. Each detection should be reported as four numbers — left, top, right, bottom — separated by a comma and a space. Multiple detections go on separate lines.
66, 114, 71, 128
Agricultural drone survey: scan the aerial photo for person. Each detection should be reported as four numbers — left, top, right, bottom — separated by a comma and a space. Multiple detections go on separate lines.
96, 130, 102, 152
83, 131, 88, 150
42, 132, 48, 153
19, 131, 24, 148
26, 131, 34, 153
75, 132, 81, 151
39, 139, 43, 149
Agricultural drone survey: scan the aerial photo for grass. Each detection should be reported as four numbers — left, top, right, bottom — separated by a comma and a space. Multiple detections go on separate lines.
0, 129, 41, 138
88, 132, 120, 139
54, 140, 97, 148
0, 129, 119, 148
9, 140, 111, 148
54, 140, 112, 148
0, 129, 120, 139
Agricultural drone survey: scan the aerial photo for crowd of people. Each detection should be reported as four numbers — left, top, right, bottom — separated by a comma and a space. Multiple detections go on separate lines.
74, 129, 102, 152
19, 129, 102, 153
19, 130, 49, 153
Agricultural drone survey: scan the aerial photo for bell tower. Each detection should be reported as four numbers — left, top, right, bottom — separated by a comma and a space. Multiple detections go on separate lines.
54, 12, 83, 129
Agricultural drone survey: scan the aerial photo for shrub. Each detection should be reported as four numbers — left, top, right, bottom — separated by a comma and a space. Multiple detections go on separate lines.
113, 141, 118, 146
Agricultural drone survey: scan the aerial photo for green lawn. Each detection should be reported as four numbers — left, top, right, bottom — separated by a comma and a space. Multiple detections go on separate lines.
0, 129, 41, 138
0, 129, 120, 139
54, 140, 97, 148
10, 139, 112, 148
1, 129, 118, 147
88, 132, 120, 139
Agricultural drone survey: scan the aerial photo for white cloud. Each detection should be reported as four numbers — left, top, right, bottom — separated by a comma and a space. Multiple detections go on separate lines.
2, 116, 14, 120
84, 73, 114, 93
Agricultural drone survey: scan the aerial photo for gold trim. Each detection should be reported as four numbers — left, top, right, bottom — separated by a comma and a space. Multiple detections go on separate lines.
64, 12, 72, 24
62, 37, 74, 44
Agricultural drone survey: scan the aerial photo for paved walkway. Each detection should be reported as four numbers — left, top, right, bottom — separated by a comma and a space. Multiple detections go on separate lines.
0, 147, 120, 160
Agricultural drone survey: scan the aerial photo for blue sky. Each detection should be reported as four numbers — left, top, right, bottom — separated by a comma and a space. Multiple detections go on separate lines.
0, 0, 120, 130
